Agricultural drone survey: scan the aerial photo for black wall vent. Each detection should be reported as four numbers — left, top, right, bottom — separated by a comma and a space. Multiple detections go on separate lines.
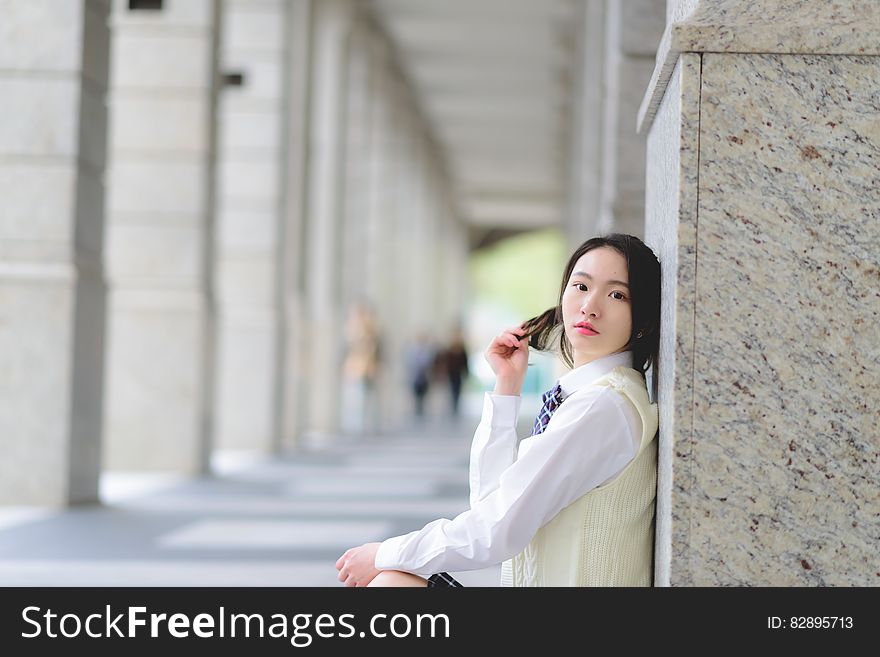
222, 72, 246, 88
129, 0, 164, 11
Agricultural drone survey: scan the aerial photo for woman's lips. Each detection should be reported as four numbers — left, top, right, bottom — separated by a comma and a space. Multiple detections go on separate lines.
575, 326, 599, 336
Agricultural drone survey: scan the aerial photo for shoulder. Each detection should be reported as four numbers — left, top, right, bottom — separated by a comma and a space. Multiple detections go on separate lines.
554, 384, 631, 424
552, 383, 641, 454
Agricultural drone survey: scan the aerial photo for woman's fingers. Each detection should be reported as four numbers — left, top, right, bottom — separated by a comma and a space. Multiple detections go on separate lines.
486, 325, 528, 360
493, 330, 525, 351
502, 327, 524, 340
497, 336, 517, 351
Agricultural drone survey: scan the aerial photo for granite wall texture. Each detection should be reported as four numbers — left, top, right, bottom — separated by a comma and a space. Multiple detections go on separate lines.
648, 50, 879, 585
690, 53, 879, 585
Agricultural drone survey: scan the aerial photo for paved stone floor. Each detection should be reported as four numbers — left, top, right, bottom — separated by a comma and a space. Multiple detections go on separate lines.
0, 401, 543, 587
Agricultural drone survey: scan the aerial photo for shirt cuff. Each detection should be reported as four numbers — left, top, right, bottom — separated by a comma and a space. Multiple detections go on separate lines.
483, 392, 521, 428
374, 535, 406, 570
375, 536, 434, 578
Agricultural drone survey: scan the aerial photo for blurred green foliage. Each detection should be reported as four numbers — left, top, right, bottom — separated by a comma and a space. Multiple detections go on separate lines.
469, 228, 567, 319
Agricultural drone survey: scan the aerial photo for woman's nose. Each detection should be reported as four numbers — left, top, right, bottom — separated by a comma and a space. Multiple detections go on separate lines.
580, 298, 600, 317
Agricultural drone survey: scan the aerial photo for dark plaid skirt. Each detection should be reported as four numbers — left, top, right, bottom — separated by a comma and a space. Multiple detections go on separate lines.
427, 572, 464, 587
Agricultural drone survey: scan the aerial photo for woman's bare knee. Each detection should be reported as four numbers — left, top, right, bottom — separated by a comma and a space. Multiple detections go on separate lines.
368, 570, 428, 587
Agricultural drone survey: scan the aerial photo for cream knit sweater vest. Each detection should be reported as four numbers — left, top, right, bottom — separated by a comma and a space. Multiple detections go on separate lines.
500, 366, 659, 587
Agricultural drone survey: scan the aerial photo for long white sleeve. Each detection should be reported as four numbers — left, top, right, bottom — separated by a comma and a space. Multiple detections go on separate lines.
468, 392, 521, 508
374, 386, 639, 574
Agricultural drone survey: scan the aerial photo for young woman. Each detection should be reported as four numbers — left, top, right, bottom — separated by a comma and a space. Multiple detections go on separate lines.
336, 233, 661, 587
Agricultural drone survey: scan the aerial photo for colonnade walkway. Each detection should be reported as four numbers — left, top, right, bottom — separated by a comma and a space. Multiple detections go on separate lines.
0, 411, 505, 587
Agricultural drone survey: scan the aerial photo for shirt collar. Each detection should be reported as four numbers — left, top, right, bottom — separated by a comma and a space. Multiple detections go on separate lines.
557, 350, 634, 398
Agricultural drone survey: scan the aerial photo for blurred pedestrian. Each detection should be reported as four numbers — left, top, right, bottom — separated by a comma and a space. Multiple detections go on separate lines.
405, 331, 435, 419
341, 302, 381, 434
435, 326, 470, 418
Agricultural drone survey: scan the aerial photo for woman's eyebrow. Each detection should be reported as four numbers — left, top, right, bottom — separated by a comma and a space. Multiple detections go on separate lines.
571, 271, 630, 289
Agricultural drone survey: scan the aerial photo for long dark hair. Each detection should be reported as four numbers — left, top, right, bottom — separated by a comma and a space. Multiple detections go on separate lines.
521, 233, 660, 374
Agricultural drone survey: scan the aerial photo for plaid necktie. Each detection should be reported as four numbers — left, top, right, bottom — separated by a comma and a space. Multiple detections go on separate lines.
531, 383, 565, 436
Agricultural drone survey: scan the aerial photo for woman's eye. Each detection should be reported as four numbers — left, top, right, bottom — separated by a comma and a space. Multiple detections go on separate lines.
575, 283, 588, 291
611, 291, 627, 300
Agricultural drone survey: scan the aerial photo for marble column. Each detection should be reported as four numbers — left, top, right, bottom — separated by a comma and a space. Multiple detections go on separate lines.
340, 25, 373, 319
567, 0, 664, 243
337, 24, 382, 436
0, 0, 110, 505
601, 0, 665, 237
566, 0, 604, 245
379, 74, 446, 429
362, 39, 396, 432
278, 0, 312, 453
406, 133, 430, 329
302, 0, 353, 443
213, 0, 286, 453
373, 75, 408, 431
103, 0, 219, 472
641, 0, 880, 585
432, 170, 467, 334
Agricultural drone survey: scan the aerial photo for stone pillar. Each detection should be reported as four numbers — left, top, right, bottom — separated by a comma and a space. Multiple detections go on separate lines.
641, 0, 880, 585
0, 0, 110, 505
302, 0, 352, 443
406, 133, 430, 328
278, 0, 312, 453
337, 24, 381, 436
213, 0, 286, 453
375, 75, 408, 431
566, 0, 605, 245
103, 0, 219, 472
600, 0, 665, 236
379, 73, 441, 429
434, 175, 467, 334
566, 0, 664, 243
339, 25, 372, 317
362, 39, 396, 432
449, 215, 471, 332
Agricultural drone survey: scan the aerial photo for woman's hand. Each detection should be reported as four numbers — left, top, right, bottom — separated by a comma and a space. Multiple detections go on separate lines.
484, 324, 529, 395
336, 543, 381, 587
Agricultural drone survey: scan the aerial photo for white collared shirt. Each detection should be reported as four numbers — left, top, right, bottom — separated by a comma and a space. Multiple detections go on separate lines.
374, 350, 643, 576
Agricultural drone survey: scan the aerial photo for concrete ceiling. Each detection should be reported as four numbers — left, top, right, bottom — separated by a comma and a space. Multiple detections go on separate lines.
369, 0, 579, 235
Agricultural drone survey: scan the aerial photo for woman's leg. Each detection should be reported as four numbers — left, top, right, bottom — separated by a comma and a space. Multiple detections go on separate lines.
368, 570, 428, 587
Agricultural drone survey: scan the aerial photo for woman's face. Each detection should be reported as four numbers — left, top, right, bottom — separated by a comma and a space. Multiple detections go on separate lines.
561, 246, 633, 368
